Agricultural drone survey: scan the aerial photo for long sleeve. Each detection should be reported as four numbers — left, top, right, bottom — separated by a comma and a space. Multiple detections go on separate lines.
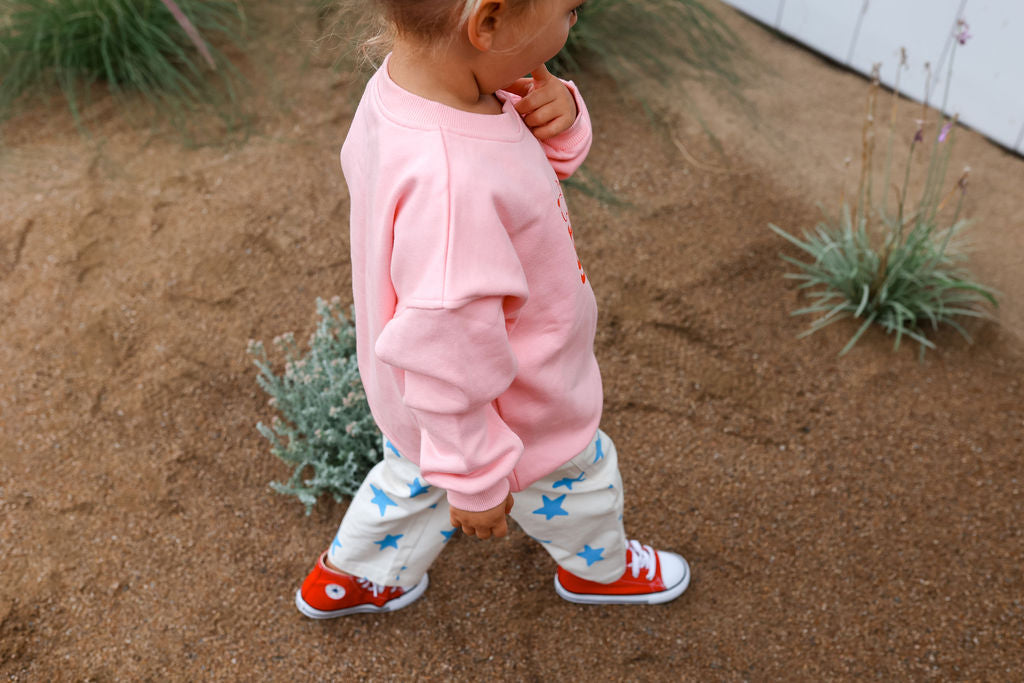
540, 80, 593, 179
371, 167, 530, 512
501, 80, 593, 180
374, 299, 524, 511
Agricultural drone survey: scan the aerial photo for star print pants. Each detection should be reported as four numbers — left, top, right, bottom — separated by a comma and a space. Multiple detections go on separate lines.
327, 429, 628, 587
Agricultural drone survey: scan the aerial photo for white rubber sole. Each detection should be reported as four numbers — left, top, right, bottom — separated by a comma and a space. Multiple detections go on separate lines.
554, 555, 690, 605
295, 573, 429, 619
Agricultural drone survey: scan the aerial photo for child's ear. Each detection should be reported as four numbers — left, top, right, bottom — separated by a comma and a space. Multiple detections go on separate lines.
466, 0, 506, 52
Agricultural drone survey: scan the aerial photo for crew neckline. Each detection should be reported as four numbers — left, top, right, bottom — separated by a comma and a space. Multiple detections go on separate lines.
373, 53, 524, 140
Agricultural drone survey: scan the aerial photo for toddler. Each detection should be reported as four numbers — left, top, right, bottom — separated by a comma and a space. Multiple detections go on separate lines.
296, 0, 690, 617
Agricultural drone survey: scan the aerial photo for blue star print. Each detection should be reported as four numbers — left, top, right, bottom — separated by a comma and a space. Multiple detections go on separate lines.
553, 472, 586, 490
385, 440, 402, 458
375, 533, 403, 550
532, 494, 569, 521
370, 485, 398, 517
593, 437, 605, 464
408, 478, 431, 498
577, 545, 605, 566
440, 528, 457, 542
330, 537, 343, 553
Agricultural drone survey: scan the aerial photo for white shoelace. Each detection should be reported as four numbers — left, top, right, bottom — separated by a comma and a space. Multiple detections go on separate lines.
626, 539, 658, 581
356, 577, 388, 597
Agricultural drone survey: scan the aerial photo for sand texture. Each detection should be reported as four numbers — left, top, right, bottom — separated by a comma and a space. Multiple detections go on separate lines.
2, 2, 1022, 680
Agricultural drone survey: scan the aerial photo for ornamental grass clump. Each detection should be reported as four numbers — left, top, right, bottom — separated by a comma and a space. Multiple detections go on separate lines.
549, 0, 748, 192
0, 0, 246, 134
248, 297, 380, 514
549, 0, 743, 92
770, 23, 997, 357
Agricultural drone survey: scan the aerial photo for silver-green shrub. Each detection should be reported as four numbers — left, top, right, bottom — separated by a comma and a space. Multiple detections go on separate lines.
247, 297, 380, 513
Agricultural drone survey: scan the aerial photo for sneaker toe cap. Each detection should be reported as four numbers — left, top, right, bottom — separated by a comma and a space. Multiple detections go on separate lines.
657, 550, 689, 589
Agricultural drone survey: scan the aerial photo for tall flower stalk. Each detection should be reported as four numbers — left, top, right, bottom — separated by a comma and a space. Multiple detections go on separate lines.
770, 23, 997, 357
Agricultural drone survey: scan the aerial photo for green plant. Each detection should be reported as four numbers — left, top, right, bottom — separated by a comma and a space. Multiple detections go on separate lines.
547, 0, 748, 190
248, 297, 381, 513
549, 0, 744, 90
0, 0, 246, 135
770, 27, 997, 357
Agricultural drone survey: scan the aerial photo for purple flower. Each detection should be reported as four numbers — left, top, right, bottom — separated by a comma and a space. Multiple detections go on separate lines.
938, 121, 953, 142
955, 20, 971, 45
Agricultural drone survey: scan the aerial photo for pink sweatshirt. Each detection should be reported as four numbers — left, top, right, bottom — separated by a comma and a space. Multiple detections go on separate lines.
341, 56, 601, 512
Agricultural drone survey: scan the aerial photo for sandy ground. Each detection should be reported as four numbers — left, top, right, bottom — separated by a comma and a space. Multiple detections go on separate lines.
2, 2, 1023, 680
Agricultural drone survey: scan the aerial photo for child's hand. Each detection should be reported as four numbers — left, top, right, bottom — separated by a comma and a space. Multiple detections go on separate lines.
508, 64, 578, 141
449, 494, 514, 540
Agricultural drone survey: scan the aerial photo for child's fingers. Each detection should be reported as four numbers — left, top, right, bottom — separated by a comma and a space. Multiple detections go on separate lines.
531, 63, 554, 83
513, 87, 551, 116
530, 116, 572, 141
504, 77, 534, 98
516, 81, 558, 106
523, 101, 564, 129
481, 517, 507, 540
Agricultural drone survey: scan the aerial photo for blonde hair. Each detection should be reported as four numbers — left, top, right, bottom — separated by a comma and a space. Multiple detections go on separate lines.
326, 0, 537, 66
458, 1, 482, 26
381, 0, 536, 41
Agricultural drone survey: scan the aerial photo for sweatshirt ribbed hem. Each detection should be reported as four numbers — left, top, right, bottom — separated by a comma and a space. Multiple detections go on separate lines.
445, 478, 511, 513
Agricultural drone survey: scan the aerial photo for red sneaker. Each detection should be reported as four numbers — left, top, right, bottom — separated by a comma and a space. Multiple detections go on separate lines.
295, 552, 429, 619
554, 540, 690, 605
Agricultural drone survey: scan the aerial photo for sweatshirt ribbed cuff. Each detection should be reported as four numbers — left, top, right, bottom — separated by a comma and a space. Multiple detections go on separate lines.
445, 478, 511, 513
545, 80, 590, 153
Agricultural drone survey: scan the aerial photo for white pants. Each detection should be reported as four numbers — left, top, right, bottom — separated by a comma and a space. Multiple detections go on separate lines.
328, 430, 627, 587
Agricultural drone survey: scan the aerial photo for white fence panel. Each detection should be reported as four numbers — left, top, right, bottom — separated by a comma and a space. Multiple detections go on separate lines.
721, 0, 1024, 155
777, 0, 867, 65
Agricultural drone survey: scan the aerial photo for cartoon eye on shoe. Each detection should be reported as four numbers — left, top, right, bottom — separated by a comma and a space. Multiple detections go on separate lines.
324, 583, 346, 600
